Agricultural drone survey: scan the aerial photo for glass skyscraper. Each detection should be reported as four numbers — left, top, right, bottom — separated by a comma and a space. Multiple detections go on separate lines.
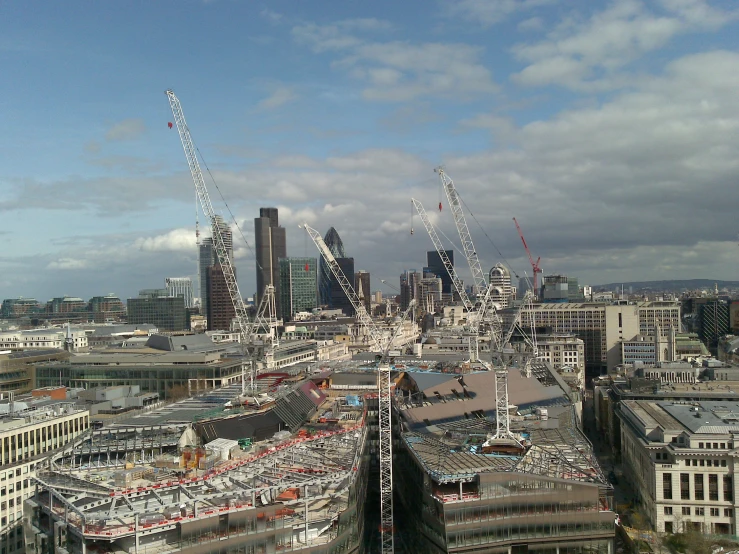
278, 258, 318, 321
319, 227, 346, 306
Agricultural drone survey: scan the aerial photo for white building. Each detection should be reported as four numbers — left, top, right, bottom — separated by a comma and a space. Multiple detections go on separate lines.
0, 329, 88, 352
488, 263, 514, 309
620, 399, 739, 535
0, 393, 90, 553
165, 277, 194, 309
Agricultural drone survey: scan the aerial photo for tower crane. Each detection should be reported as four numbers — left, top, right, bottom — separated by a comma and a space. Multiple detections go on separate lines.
436, 168, 487, 296
302, 223, 408, 554
166, 90, 276, 394
513, 217, 542, 299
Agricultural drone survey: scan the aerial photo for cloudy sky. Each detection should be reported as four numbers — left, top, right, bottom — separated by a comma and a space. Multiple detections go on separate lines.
2, 0, 738, 302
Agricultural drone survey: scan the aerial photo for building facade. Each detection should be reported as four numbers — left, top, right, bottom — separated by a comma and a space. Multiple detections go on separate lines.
354, 270, 371, 315
1, 394, 89, 554
254, 208, 287, 315
165, 277, 194, 309
318, 227, 346, 306
620, 399, 739, 535
1, 299, 41, 319
489, 263, 514, 309
330, 257, 355, 316
206, 265, 235, 331
426, 250, 454, 295
278, 257, 318, 321
126, 292, 187, 332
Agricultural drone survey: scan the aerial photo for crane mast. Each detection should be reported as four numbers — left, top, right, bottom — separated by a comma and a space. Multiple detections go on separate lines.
513, 217, 542, 298
437, 168, 487, 296
166, 90, 254, 394
301, 223, 398, 554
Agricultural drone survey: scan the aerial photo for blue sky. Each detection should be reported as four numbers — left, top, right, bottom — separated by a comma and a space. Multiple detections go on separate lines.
1, 0, 738, 302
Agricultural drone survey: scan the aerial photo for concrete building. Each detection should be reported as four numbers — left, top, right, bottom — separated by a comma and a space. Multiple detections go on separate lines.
536, 333, 586, 374
47, 297, 86, 314
620, 399, 739, 535
165, 277, 194, 309
278, 257, 318, 322
489, 263, 514, 309
127, 291, 188, 332
515, 301, 681, 375
0, 350, 70, 395
541, 274, 570, 303
206, 265, 235, 331
254, 207, 286, 315
318, 227, 345, 306
1, 391, 89, 554
0, 329, 88, 352
88, 294, 125, 323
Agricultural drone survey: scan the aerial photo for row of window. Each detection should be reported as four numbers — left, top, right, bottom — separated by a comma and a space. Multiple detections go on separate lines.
665, 506, 732, 517
662, 473, 732, 501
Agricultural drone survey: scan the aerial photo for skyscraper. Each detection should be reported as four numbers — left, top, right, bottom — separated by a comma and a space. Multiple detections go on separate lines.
319, 227, 346, 306
165, 277, 194, 308
278, 257, 318, 321
331, 257, 355, 315
254, 208, 287, 315
198, 216, 233, 316
127, 290, 187, 331
207, 265, 236, 331
426, 250, 454, 294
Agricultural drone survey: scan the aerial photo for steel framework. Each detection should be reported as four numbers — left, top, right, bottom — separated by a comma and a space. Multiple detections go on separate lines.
301, 223, 399, 554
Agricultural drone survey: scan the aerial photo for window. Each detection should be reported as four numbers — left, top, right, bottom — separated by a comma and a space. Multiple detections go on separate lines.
725, 476, 733, 502
681, 473, 691, 500
710, 474, 719, 501
699, 442, 704, 448
696, 508, 705, 516
725, 508, 733, 517
711, 508, 720, 517
682, 507, 691, 516
695, 474, 704, 501
664, 507, 673, 515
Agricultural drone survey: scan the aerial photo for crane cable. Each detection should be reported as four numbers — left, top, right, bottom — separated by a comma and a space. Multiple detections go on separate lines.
194, 143, 263, 272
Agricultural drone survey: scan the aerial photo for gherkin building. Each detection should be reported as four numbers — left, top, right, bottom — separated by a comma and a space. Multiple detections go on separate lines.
319, 227, 346, 306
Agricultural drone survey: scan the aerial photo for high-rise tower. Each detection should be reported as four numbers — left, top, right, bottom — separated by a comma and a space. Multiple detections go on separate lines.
319, 227, 346, 305
198, 216, 232, 316
254, 208, 287, 315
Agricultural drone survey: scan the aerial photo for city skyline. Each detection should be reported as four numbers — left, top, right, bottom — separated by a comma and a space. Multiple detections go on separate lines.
2, 1, 739, 302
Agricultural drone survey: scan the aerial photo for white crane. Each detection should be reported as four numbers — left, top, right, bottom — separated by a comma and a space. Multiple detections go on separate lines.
166, 90, 275, 394
301, 223, 407, 554
436, 167, 487, 296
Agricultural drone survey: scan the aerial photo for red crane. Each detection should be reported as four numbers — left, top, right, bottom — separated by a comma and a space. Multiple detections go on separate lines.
513, 217, 542, 299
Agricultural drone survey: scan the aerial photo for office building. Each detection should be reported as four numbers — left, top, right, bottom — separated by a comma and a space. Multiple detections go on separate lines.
354, 270, 371, 314
198, 216, 233, 318
0, 350, 69, 395
426, 250, 454, 295
278, 257, 318, 321
165, 277, 194, 309
620, 399, 739, 535
541, 275, 569, 303
698, 300, 730, 353
127, 290, 187, 331
489, 263, 514, 309
330, 257, 355, 316
318, 227, 346, 305
47, 296, 86, 314
0, 298, 41, 319
88, 294, 125, 322
399, 270, 421, 311
254, 208, 287, 315
514, 301, 681, 375
206, 265, 235, 331
1, 391, 89, 554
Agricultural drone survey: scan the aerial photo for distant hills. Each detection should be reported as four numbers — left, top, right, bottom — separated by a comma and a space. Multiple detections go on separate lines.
593, 279, 739, 292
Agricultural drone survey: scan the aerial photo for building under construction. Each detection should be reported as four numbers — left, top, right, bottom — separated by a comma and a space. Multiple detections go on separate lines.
25, 360, 615, 554
24, 377, 371, 554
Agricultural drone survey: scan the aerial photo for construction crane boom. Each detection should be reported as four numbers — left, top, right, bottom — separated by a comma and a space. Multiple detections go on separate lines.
513, 217, 542, 298
302, 222, 404, 554
437, 168, 487, 295
167, 90, 257, 393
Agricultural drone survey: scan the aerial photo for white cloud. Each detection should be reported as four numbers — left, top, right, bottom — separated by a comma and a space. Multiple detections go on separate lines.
292, 21, 497, 101
259, 8, 282, 23
518, 16, 545, 31
511, 0, 736, 90
445, 0, 557, 27
105, 118, 146, 141
47, 258, 91, 270
257, 86, 297, 110
134, 228, 197, 253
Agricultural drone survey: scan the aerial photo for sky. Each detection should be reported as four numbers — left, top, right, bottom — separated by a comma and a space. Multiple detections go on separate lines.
1, 0, 738, 303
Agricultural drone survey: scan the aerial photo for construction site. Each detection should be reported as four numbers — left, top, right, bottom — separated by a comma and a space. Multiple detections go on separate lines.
23, 92, 616, 554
